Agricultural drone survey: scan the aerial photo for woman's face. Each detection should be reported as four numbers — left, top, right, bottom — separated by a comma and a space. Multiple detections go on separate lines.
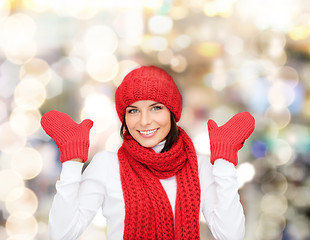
125, 100, 171, 148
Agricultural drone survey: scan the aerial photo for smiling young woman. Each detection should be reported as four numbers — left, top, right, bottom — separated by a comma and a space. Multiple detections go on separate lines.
41, 65, 255, 240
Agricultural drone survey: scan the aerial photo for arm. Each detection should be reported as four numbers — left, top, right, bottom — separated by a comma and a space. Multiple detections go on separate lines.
49, 154, 106, 240
202, 159, 245, 240
203, 112, 255, 239
41, 110, 104, 239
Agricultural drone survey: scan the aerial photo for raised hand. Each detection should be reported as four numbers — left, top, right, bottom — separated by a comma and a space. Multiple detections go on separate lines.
207, 112, 255, 166
41, 110, 93, 163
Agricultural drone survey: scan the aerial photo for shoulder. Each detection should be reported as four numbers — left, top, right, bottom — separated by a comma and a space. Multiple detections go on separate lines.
90, 150, 118, 165
92, 150, 117, 160
83, 150, 119, 177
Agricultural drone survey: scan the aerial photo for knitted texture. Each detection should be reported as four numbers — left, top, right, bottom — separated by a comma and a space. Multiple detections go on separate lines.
115, 66, 182, 122
40, 110, 93, 163
118, 127, 201, 239
207, 112, 255, 166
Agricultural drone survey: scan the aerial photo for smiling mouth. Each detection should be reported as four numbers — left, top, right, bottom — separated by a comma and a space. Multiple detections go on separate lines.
138, 128, 158, 136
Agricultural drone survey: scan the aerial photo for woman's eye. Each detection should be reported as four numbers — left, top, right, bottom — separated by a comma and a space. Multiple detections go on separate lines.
152, 105, 162, 111
127, 109, 138, 114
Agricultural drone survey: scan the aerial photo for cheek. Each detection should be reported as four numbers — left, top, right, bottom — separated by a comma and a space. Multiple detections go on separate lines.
159, 113, 171, 131
124, 115, 136, 132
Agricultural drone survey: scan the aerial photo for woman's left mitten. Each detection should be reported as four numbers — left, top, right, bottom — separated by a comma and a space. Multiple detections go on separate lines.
207, 112, 255, 166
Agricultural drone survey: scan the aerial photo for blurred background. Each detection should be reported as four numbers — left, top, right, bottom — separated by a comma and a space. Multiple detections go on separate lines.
0, 0, 310, 239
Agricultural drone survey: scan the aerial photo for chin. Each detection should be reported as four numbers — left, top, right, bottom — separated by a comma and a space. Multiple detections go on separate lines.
139, 142, 157, 148
137, 139, 159, 148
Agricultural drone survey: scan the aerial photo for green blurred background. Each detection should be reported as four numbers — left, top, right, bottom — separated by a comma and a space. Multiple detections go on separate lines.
0, 0, 310, 239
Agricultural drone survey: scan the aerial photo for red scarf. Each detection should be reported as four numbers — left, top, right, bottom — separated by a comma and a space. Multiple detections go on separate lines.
117, 127, 201, 239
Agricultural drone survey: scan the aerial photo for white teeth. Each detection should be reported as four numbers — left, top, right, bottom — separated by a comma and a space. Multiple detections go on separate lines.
140, 129, 157, 135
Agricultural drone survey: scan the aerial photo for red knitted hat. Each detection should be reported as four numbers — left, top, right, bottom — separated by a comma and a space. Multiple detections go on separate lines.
115, 66, 182, 122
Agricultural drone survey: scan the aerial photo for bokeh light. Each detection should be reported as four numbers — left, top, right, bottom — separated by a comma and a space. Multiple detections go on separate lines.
105, 131, 122, 153
20, 58, 51, 85
148, 15, 173, 35
22, 0, 49, 13
237, 162, 256, 188
0, 100, 8, 122
86, 54, 119, 82
9, 108, 41, 136
82, 93, 113, 120
6, 213, 38, 240
11, 147, 43, 180
1, 13, 37, 64
272, 139, 294, 166
83, 26, 118, 55
0, 0, 10, 21
0, 170, 24, 201
14, 78, 46, 110
0, 122, 27, 154
5, 187, 39, 216
112, 60, 140, 87
193, 132, 210, 155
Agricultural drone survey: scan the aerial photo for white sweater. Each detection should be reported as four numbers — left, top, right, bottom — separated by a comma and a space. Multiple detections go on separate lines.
49, 142, 245, 240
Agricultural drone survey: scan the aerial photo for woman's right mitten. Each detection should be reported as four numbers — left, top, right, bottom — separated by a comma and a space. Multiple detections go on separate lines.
41, 110, 93, 163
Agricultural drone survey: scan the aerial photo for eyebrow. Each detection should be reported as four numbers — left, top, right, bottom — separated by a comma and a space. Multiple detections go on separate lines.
126, 102, 162, 108
126, 105, 137, 109
150, 102, 162, 106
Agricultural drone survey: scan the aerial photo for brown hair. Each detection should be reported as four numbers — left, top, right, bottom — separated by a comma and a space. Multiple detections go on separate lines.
120, 112, 180, 153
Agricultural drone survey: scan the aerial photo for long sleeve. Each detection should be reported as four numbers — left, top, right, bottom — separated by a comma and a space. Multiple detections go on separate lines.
201, 158, 245, 240
49, 154, 107, 240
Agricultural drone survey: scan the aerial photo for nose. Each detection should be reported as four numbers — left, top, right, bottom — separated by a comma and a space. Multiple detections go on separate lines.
140, 110, 152, 126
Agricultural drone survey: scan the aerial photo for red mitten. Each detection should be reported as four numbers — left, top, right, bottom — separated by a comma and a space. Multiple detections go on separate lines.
207, 112, 255, 166
41, 110, 93, 163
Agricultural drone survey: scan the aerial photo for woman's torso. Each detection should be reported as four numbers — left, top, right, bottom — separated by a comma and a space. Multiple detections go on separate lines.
85, 150, 211, 239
